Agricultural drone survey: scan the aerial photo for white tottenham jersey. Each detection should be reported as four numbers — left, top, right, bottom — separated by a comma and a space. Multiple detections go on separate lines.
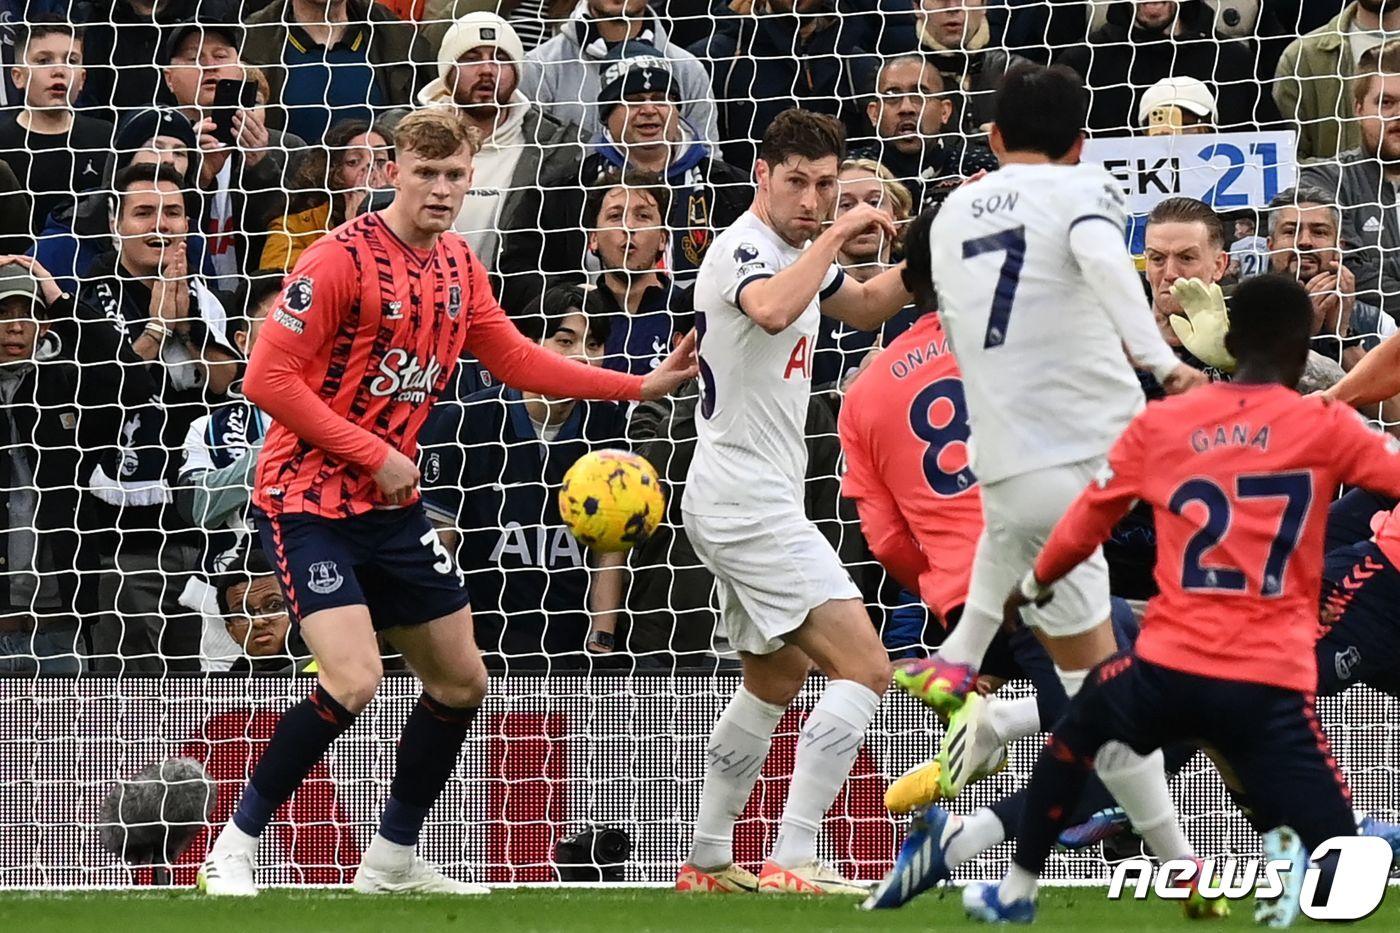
930, 161, 1155, 485
683, 211, 845, 516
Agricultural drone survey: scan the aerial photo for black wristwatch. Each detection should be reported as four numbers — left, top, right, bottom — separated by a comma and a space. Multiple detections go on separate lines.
586, 630, 615, 652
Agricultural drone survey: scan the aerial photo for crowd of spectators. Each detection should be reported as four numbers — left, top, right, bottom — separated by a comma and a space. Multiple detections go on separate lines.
0, 0, 1392, 676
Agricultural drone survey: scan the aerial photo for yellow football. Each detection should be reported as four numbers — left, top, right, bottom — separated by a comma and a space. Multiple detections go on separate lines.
558, 449, 665, 553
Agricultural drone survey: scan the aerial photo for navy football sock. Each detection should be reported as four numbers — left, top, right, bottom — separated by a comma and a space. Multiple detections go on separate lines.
1011, 735, 1094, 875
232, 684, 358, 837
378, 693, 478, 846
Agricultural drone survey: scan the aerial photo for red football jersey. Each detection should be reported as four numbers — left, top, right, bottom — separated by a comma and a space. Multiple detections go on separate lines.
253, 214, 496, 518
839, 313, 983, 620
1036, 383, 1400, 692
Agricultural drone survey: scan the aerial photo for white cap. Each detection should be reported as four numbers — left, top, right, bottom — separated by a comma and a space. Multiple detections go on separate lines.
1137, 76, 1217, 124
419, 13, 526, 105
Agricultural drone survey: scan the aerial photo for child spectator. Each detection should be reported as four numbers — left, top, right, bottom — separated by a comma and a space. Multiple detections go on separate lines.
498, 44, 749, 305
0, 19, 111, 238
583, 179, 692, 375
213, 548, 309, 674
260, 119, 391, 272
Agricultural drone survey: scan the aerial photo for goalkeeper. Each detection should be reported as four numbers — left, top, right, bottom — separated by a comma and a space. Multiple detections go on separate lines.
1143, 196, 1344, 396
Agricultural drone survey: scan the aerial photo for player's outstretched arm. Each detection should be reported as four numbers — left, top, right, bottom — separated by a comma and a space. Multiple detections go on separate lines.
467, 299, 697, 402
1325, 329, 1400, 408
741, 204, 900, 334
820, 263, 914, 332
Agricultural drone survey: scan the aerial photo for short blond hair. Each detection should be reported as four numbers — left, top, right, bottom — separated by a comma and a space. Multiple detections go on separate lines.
393, 107, 481, 159
838, 158, 914, 221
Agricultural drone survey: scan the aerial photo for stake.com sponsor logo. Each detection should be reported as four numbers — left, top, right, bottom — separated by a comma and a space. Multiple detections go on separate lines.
1106, 836, 1392, 921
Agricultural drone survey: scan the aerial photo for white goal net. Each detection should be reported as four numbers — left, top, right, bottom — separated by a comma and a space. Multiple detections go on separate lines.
0, 0, 1396, 888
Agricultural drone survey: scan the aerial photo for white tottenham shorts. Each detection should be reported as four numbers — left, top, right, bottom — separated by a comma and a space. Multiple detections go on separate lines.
683, 509, 862, 656
965, 456, 1111, 638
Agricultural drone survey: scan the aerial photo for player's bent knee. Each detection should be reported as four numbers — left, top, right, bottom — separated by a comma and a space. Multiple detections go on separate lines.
851, 657, 893, 696
423, 657, 489, 709
744, 670, 805, 707
320, 666, 383, 714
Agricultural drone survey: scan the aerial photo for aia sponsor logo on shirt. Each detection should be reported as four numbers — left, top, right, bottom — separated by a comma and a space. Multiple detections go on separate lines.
370, 348, 442, 404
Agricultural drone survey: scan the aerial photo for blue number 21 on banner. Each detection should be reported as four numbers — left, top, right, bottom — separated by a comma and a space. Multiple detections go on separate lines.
1199, 142, 1280, 209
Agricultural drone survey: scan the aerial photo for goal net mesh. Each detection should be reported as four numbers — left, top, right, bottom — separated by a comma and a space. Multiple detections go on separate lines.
0, 0, 1396, 887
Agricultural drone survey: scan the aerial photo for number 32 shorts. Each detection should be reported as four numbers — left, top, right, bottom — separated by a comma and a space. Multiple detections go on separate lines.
254, 501, 471, 631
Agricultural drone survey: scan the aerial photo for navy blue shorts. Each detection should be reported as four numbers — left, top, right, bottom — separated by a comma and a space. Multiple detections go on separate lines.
254, 502, 470, 631
1057, 653, 1353, 850
1318, 540, 1400, 698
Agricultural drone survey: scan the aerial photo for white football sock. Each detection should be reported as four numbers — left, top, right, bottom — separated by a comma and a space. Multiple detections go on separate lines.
688, 686, 785, 869
769, 680, 881, 868
985, 696, 1042, 745
936, 603, 1001, 667
999, 863, 1039, 903
1095, 741, 1193, 861
363, 833, 415, 871
944, 808, 1007, 869
1055, 665, 1088, 699
211, 819, 259, 855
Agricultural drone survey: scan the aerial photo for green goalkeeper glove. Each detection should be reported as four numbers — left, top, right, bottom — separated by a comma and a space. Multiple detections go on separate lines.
1168, 278, 1236, 372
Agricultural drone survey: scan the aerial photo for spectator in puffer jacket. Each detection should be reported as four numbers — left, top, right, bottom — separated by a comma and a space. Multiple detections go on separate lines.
498, 42, 750, 309
521, 0, 718, 145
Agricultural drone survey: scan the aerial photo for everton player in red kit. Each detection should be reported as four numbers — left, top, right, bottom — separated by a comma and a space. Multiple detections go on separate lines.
961, 274, 1400, 924
198, 110, 696, 897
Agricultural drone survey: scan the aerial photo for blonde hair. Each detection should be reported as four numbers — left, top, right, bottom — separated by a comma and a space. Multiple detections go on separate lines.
838, 158, 915, 221
393, 107, 481, 159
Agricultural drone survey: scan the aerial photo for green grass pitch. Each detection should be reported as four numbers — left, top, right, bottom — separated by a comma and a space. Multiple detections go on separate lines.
2, 888, 1397, 933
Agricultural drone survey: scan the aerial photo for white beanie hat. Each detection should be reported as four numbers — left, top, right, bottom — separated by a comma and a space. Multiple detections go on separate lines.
419, 13, 526, 105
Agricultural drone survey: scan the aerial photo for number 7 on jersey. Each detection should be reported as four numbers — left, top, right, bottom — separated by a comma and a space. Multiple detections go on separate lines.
963, 226, 1027, 349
